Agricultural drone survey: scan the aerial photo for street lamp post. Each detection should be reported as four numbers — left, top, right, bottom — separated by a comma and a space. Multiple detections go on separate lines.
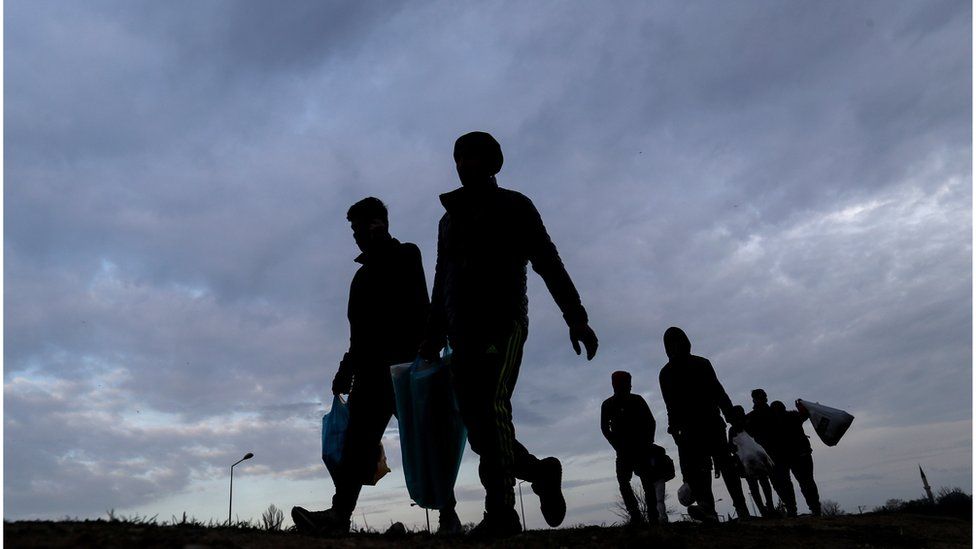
228, 452, 254, 526
517, 480, 527, 531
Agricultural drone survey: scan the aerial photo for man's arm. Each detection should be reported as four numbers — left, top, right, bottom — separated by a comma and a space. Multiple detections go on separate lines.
659, 369, 680, 436
705, 359, 736, 423
402, 243, 431, 339
639, 396, 657, 444
523, 197, 598, 359
334, 278, 362, 395
600, 400, 616, 448
420, 217, 448, 359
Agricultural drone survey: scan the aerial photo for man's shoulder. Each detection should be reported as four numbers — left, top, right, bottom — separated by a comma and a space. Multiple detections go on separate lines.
629, 393, 650, 407
396, 240, 421, 256
497, 187, 535, 210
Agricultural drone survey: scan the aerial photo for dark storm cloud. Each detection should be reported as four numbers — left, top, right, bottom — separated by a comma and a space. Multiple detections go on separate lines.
5, 0, 970, 523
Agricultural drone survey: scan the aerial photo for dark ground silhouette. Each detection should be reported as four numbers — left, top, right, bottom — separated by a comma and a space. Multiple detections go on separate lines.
6, 513, 970, 548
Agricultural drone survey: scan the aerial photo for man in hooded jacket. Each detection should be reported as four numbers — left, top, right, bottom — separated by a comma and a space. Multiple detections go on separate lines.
658, 326, 750, 522
420, 131, 599, 537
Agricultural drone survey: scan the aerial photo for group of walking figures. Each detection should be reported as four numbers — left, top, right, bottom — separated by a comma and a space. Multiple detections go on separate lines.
290, 131, 823, 538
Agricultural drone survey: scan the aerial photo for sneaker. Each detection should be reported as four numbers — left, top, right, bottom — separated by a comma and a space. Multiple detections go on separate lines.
290, 506, 350, 536
531, 457, 566, 527
437, 508, 463, 535
686, 504, 719, 524
467, 509, 522, 539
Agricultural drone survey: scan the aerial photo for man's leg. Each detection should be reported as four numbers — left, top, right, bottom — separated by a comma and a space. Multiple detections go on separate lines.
713, 451, 750, 519
293, 374, 394, 534
654, 480, 668, 523
791, 453, 821, 515
633, 449, 659, 522
678, 434, 716, 517
746, 477, 766, 517
757, 475, 775, 515
451, 324, 528, 527
615, 455, 642, 523
771, 458, 798, 517
331, 375, 395, 520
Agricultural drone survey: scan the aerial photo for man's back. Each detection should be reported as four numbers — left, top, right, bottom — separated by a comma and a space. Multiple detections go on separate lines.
768, 410, 812, 458
348, 238, 429, 370
745, 406, 774, 448
658, 354, 731, 432
601, 393, 656, 451
432, 182, 585, 340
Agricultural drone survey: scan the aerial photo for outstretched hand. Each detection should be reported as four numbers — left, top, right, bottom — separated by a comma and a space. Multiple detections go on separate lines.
795, 399, 809, 418
569, 322, 599, 360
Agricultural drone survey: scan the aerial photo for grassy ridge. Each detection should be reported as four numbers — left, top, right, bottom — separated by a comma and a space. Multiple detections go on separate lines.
4, 513, 971, 548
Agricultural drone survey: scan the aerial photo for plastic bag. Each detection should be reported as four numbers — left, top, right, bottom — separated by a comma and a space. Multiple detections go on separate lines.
365, 442, 392, 486
321, 394, 349, 479
731, 431, 775, 477
650, 444, 675, 482
391, 354, 467, 510
797, 399, 854, 447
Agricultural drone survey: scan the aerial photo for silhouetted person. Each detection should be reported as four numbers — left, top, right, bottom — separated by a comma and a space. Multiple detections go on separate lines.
766, 400, 822, 517
658, 327, 750, 522
420, 131, 599, 538
601, 371, 670, 525
728, 405, 776, 517
745, 388, 788, 516
293, 198, 461, 535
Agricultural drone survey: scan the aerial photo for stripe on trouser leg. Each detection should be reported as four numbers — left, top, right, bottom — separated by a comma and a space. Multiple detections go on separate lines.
492, 323, 525, 507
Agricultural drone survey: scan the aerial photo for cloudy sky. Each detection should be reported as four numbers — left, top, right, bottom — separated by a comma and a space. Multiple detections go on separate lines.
5, 0, 971, 528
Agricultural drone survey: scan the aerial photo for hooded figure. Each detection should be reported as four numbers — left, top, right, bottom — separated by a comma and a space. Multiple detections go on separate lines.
658, 327, 750, 522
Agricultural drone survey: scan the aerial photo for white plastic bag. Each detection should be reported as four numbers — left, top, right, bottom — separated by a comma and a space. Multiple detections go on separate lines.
365, 442, 392, 486
797, 399, 854, 447
731, 431, 774, 477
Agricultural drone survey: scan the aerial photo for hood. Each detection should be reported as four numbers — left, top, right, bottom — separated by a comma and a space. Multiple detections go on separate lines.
663, 326, 691, 359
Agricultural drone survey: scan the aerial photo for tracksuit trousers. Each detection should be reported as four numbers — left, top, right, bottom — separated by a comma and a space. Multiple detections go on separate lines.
450, 321, 544, 515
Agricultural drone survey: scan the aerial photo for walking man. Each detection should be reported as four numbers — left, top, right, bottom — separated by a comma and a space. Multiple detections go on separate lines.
728, 405, 776, 517
746, 388, 789, 516
658, 327, 751, 522
601, 371, 672, 525
766, 400, 822, 516
420, 131, 599, 537
293, 197, 461, 535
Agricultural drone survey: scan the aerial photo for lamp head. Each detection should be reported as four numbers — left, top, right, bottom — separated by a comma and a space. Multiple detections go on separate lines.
243, 452, 254, 460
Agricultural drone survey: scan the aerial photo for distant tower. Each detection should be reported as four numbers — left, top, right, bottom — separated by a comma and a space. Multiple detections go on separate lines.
919, 464, 935, 504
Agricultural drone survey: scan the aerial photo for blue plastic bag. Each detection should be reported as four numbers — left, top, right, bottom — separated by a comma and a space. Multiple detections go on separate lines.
391, 354, 466, 510
321, 394, 349, 479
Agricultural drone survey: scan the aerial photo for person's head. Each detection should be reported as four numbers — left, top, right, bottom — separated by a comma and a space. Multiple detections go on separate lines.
770, 400, 786, 415
731, 404, 746, 423
611, 371, 632, 395
663, 326, 691, 359
346, 197, 390, 252
751, 388, 768, 409
454, 131, 503, 188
